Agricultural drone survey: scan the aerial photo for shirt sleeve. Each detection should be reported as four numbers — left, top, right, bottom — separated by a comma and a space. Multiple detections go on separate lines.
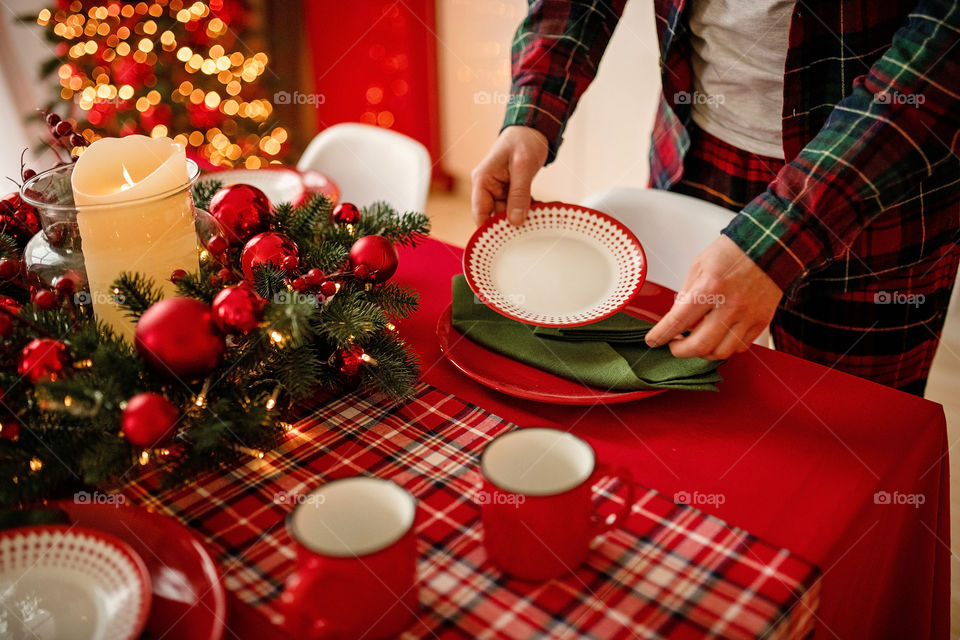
722, 0, 960, 296
503, 0, 628, 164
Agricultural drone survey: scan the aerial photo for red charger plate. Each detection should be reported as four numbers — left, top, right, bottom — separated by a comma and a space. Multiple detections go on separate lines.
53, 499, 226, 640
437, 280, 676, 405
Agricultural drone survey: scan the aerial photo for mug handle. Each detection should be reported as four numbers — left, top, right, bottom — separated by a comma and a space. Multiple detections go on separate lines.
590, 464, 635, 536
279, 565, 333, 640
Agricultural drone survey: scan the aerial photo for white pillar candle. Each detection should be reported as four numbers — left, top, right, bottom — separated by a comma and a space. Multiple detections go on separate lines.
71, 136, 199, 339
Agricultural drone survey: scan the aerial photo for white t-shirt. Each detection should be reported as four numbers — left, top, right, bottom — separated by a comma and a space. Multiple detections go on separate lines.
687, 0, 796, 159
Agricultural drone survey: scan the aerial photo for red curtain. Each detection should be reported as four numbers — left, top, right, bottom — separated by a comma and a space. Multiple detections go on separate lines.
303, 0, 449, 185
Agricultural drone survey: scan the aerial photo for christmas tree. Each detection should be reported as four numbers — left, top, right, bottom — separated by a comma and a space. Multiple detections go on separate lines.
29, 0, 287, 168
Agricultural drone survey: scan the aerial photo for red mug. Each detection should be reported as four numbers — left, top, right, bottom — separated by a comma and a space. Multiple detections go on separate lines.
479, 428, 634, 581
279, 477, 419, 639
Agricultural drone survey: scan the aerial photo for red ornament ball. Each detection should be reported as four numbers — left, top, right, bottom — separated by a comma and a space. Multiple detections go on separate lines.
209, 184, 273, 245
19, 338, 70, 384
241, 232, 299, 281
0, 296, 18, 337
217, 268, 235, 284
135, 298, 225, 380
332, 202, 360, 224
206, 234, 228, 257
32, 289, 58, 311
122, 392, 180, 448
348, 235, 399, 283
212, 285, 264, 334
335, 345, 366, 378
0, 193, 41, 248
0, 258, 19, 281
0, 421, 19, 441
52, 275, 75, 297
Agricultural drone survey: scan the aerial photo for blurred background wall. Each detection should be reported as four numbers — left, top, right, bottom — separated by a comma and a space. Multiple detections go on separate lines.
0, 0, 661, 202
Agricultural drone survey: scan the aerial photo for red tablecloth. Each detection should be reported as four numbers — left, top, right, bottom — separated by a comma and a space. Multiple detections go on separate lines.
223, 237, 948, 638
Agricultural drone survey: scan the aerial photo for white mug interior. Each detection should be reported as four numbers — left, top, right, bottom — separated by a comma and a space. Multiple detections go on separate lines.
289, 477, 416, 557
481, 428, 595, 496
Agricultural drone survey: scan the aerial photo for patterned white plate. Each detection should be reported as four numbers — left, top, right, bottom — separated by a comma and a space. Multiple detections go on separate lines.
0, 525, 151, 640
198, 167, 306, 206
464, 202, 647, 327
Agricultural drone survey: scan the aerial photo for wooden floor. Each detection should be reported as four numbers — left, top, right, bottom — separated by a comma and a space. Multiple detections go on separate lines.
424, 187, 960, 633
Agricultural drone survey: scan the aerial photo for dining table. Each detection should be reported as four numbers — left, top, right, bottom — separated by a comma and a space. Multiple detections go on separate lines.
125, 237, 950, 639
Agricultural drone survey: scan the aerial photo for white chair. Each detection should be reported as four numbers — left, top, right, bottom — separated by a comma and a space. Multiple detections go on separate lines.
580, 187, 771, 346
297, 123, 431, 213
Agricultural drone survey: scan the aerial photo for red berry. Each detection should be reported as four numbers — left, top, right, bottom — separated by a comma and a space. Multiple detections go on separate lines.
319, 281, 337, 296
69, 133, 86, 148
305, 268, 325, 285
54, 121, 72, 137
353, 264, 371, 279
21, 168, 36, 181
170, 268, 187, 283
33, 289, 57, 311
0, 259, 19, 281
209, 274, 220, 287
45, 113, 61, 127
290, 277, 309, 292
206, 234, 228, 257
217, 268, 234, 284
281, 255, 299, 271
52, 275, 74, 296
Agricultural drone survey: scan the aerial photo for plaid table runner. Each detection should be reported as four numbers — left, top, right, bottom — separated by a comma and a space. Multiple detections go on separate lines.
121, 383, 821, 639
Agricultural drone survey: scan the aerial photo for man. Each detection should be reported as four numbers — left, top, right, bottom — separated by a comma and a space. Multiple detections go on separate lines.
471, 0, 960, 395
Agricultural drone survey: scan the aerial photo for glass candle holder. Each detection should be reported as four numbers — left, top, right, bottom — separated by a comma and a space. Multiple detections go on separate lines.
20, 159, 202, 339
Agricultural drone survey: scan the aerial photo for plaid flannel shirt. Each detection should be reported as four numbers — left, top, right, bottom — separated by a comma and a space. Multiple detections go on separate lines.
504, 0, 960, 296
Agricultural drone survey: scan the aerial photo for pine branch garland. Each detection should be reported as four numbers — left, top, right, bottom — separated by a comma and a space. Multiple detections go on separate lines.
0, 233, 18, 259
363, 282, 420, 320
0, 186, 430, 505
192, 179, 223, 212
174, 271, 218, 302
359, 330, 421, 401
253, 264, 289, 301
302, 242, 349, 274
112, 273, 163, 321
314, 289, 388, 344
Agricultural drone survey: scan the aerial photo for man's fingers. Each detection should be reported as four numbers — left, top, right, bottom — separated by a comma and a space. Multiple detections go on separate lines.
470, 171, 508, 226
505, 155, 537, 226
645, 294, 712, 347
704, 324, 751, 360
470, 185, 493, 227
668, 312, 729, 359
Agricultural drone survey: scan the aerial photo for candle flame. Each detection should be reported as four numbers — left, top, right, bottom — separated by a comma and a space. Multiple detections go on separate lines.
120, 164, 136, 191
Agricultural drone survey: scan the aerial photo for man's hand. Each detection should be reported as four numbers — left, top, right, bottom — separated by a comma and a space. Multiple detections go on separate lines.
645, 236, 783, 360
471, 126, 549, 226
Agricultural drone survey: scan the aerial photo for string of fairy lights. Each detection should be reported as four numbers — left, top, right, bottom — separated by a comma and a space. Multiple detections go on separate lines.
37, 0, 288, 168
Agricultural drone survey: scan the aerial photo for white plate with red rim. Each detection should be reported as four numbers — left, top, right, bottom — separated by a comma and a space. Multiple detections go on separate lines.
0, 525, 152, 640
200, 167, 305, 206
464, 202, 647, 327
198, 167, 340, 208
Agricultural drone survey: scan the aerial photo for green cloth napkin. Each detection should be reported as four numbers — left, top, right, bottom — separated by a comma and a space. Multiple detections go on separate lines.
451, 275, 722, 392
